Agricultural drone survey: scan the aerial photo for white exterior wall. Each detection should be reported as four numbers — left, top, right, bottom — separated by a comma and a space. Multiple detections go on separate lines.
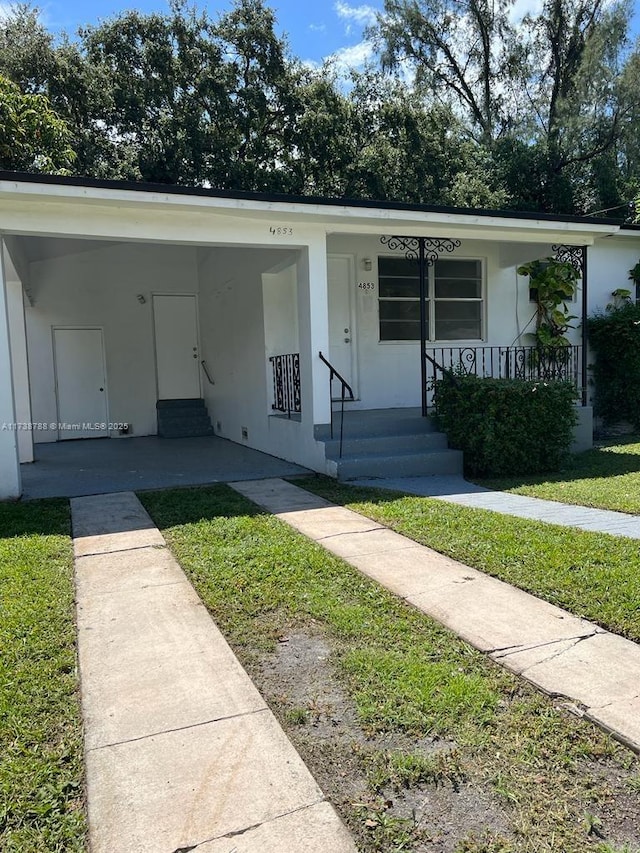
197, 245, 327, 472
26, 241, 199, 442
587, 235, 640, 314
325, 234, 580, 410
0, 241, 21, 497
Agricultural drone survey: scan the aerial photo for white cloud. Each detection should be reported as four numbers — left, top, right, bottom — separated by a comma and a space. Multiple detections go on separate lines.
325, 39, 375, 72
309, 22, 327, 33
334, 1, 379, 29
508, 0, 544, 22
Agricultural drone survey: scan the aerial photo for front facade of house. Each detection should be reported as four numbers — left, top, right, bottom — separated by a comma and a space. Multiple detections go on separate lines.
0, 172, 638, 499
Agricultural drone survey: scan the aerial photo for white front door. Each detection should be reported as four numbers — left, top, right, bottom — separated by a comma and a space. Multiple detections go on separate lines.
328, 255, 358, 399
53, 328, 108, 440
153, 294, 201, 399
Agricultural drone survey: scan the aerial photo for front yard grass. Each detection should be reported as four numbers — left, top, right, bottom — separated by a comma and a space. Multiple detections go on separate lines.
475, 437, 640, 514
142, 485, 640, 853
0, 500, 86, 853
296, 476, 640, 643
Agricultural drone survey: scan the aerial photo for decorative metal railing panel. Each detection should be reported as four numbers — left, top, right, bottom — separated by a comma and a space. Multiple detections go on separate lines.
425, 344, 583, 406
270, 352, 301, 417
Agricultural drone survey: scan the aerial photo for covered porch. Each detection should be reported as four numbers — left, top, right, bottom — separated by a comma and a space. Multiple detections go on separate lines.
19, 434, 309, 499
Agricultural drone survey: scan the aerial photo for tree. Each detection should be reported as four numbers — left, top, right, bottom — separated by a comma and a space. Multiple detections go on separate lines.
372, 0, 640, 213
0, 73, 74, 172
373, 0, 524, 146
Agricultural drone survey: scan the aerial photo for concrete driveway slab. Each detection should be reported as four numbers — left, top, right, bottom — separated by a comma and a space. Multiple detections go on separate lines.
195, 801, 357, 852
318, 526, 423, 559
86, 711, 326, 853
407, 573, 597, 653
347, 548, 478, 598
508, 631, 640, 709
78, 578, 267, 749
232, 477, 332, 513
72, 492, 164, 555
75, 546, 181, 597
588, 696, 640, 752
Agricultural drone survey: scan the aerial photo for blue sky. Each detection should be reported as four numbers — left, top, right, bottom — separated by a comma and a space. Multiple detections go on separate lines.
37, 0, 384, 69
24, 0, 640, 71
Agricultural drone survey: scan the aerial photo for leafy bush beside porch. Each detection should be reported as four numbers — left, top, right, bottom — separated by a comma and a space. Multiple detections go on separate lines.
434, 375, 577, 476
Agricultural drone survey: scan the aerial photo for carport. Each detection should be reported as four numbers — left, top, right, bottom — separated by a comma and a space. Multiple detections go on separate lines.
20, 434, 309, 499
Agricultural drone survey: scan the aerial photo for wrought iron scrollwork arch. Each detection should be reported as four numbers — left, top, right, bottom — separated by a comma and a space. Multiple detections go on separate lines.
552, 244, 585, 276
380, 235, 461, 264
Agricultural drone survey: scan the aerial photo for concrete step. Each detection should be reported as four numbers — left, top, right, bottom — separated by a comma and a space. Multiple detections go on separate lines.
314, 408, 438, 441
331, 448, 464, 480
322, 430, 448, 459
156, 398, 205, 410
157, 398, 213, 439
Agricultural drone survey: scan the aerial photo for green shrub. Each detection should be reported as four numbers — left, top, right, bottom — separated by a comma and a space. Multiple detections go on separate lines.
434, 375, 577, 476
587, 301, 640, 428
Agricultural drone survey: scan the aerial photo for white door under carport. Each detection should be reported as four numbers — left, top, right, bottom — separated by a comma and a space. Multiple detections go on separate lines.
53, 327, 109, 440
153, 293, 201, 400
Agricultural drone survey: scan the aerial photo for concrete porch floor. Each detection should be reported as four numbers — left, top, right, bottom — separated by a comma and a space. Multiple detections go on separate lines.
20, 435, 310, 499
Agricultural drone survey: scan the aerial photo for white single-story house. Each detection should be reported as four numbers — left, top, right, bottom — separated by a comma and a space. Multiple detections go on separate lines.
1, 171, 639, 499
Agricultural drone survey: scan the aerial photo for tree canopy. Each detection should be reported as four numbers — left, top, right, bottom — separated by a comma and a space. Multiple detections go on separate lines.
0, 73, 74, 172
0, 0, 637, 217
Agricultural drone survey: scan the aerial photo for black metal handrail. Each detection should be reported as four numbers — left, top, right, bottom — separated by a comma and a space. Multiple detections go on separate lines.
270, 352, 301, 417
425, 344, 583, 406
319, 351, 355, 458
200, 360, 215, 385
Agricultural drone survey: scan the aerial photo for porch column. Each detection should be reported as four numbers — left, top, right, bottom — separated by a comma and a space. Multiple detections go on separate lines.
5, 268, 34, 462
553, 244, 588, 406
0, 240, 22, 498
298, 236, 331, 427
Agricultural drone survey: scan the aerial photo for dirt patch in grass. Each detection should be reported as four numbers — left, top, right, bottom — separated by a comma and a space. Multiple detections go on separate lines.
248, 627, 516, 852
251, 627, 640, 852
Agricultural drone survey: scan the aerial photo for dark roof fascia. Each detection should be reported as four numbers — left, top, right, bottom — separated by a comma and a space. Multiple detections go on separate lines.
0, 169, 623, 229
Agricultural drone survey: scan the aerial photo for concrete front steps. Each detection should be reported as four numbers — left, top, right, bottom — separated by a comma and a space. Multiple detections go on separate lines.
156, 398, 214, 438
316, 407, 463, 480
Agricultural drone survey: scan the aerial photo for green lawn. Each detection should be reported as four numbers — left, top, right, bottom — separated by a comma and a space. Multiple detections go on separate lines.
0, 500, 86, 853
475, 437, 640, 514
142, 485, 640, 853
294, 476, 640, 643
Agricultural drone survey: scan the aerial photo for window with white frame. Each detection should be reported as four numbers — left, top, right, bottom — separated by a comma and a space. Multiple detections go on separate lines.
378, 256, 483, 341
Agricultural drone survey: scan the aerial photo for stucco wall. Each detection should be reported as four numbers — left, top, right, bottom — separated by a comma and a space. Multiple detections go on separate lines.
325, 234, 579, 409
26, 241, 199, 442
197, 246, 327, 472
588, 234, 640, 314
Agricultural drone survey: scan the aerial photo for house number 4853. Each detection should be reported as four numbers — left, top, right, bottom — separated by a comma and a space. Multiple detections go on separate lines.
269, 226, 293, 236
358, 281, 375, 291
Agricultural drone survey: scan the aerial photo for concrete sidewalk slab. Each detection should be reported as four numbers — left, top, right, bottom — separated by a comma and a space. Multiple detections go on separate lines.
77, 579, 267, 749
231, 478, 640, 753
86, 711, 327, 853
72, 492, 164, 556
72, 490, 356, 853
351, 475, 640, 539
195, 801, 356, 852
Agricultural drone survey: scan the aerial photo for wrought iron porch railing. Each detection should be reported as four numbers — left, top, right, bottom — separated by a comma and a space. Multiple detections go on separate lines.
319, 351, 355, 458
424, 344, 583, 403
270, 352, 301, 418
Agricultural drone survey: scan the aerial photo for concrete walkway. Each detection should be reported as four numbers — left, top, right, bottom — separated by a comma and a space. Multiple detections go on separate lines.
231, 478, 640, 753
351, 474, 640, 538
72, 491, 355, 853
